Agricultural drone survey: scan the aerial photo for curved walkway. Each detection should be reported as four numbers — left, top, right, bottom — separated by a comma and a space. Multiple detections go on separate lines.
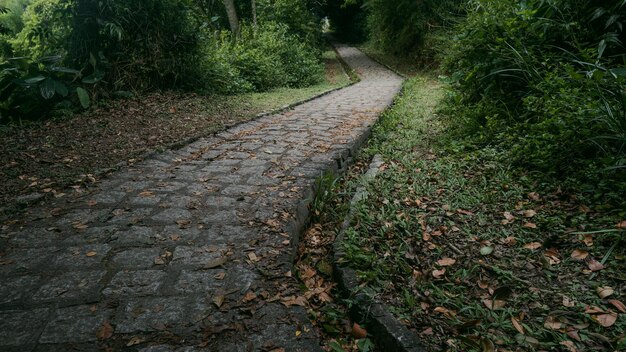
0, 44, 403, 351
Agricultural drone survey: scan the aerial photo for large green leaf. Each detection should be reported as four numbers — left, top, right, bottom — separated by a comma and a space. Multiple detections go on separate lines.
52, 80, 69, 97
23, 76, 46, 85
76, 87, 90, 109
40, 78, 56, 100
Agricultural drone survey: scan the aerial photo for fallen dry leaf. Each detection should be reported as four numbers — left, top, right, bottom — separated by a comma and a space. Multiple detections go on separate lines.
502, 236, 517, 246
281, 296, 307, 307
523, 242, 542, 250
609, 300, 626, 313
126, 336, 145, 347
593, 311, 618, 327
523, 222, 537, 229
213, 295, 225, 308
242, 291, 257, 303
138, 191, 155, 198
433, 306, 457, 318
214, 272, 226, 280
482, 299, 506, 310
616, 220, 626, 229
562, 296, 576, 308
205, 257, 227, 269
528, 192, 540, 201
585, 306, 605, 314
96, 321, 114, 340
523, 210, 537, 218
432, 268, 446, 278
73, 223, 88, 230
571, 249, 589, 260
511, 317, 524, 334
437, 258, 456, 266
247, 252, 259, 262
544, 316, 563, 330
85, 251, 97, 257
560, 340, 578, 352
587, 258, 605, 272
597, 286, 614, 299
352, 323, 367, 339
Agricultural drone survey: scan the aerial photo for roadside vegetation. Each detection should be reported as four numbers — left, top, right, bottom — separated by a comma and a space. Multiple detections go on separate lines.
0, 0, 348, 210
0, 45, 349, 210
320, 0, 626, 351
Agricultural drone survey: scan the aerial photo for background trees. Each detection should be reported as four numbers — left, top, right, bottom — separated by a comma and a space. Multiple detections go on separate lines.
324, 0, 625, 187
0, 0, 324, 122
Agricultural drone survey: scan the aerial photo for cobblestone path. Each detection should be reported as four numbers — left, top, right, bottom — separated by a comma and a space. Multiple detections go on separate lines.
0, 44, 403, 351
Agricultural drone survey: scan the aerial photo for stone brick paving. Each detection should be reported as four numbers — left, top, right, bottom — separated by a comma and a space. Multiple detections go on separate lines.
0, 43, 403, 351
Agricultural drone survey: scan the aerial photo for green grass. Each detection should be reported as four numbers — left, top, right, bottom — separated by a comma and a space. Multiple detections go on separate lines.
329, 74, 626, 351
231, 46, 350, 112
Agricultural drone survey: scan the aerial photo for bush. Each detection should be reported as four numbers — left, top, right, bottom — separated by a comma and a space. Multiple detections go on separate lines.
442, 0, 626, 177
11, 0, 200, 91
0, 55, 93, 123
203, 23, 323, 93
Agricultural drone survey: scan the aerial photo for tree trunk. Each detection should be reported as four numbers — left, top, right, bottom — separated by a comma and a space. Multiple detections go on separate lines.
251, 0, 257, 30
222, 0, 239, 38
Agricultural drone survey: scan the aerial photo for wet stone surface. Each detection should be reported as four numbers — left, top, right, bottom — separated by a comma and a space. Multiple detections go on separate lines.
0, 43, 402, 351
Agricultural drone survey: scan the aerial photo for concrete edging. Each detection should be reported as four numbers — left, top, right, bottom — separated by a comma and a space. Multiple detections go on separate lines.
331, 154, 427, 351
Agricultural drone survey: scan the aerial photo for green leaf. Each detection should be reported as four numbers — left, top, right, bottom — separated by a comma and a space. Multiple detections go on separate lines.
328, 341, 346, 352
51, 67, 80, 75
52, 80, 68, 97
480, 246, 494, 256
24, 76, 46, 85
76, 87, 90, 109
357, 338, 375, 352
39, 78, 56, 100
82, 70, 105, 84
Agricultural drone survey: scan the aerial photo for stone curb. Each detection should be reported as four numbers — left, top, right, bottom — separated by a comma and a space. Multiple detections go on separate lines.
332, 154, 427, 352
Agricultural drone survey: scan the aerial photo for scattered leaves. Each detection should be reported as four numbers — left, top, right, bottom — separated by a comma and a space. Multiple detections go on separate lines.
608, 300, 626, 313
96, 321, 114, 340
596, 286, 614, 299
571, 249, 589, 260
523, 242, 542, 250
437, 258, 456, 266
432, 268, 446, 278
351, 323, 367, 339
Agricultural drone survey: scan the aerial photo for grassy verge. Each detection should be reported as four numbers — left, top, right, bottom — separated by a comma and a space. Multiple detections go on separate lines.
0, 47, 349, 210
323, 74, 626, 351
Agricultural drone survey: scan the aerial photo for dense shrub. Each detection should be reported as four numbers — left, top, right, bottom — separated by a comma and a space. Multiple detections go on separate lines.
364, 0, 462, 57
10, 0, 199, 91
442, 0, 626, 177
203, 23, 323, 93
257, 0, 322, 46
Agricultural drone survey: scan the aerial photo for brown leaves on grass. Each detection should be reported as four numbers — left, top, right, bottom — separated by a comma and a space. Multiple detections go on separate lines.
437, 258, 456, 266
351, 323, 367, 339
586, 258, 605, 272
570, 249, 589, 260
585, 306, 619, 327
523, 242, 542, 250
433, 306, 457, 318
511, 317, 524, 334
432, 268, 446, 278
596, 286, 614, 299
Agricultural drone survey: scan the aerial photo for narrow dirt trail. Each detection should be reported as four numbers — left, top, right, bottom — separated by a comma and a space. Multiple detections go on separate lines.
0, 43, 403, 351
